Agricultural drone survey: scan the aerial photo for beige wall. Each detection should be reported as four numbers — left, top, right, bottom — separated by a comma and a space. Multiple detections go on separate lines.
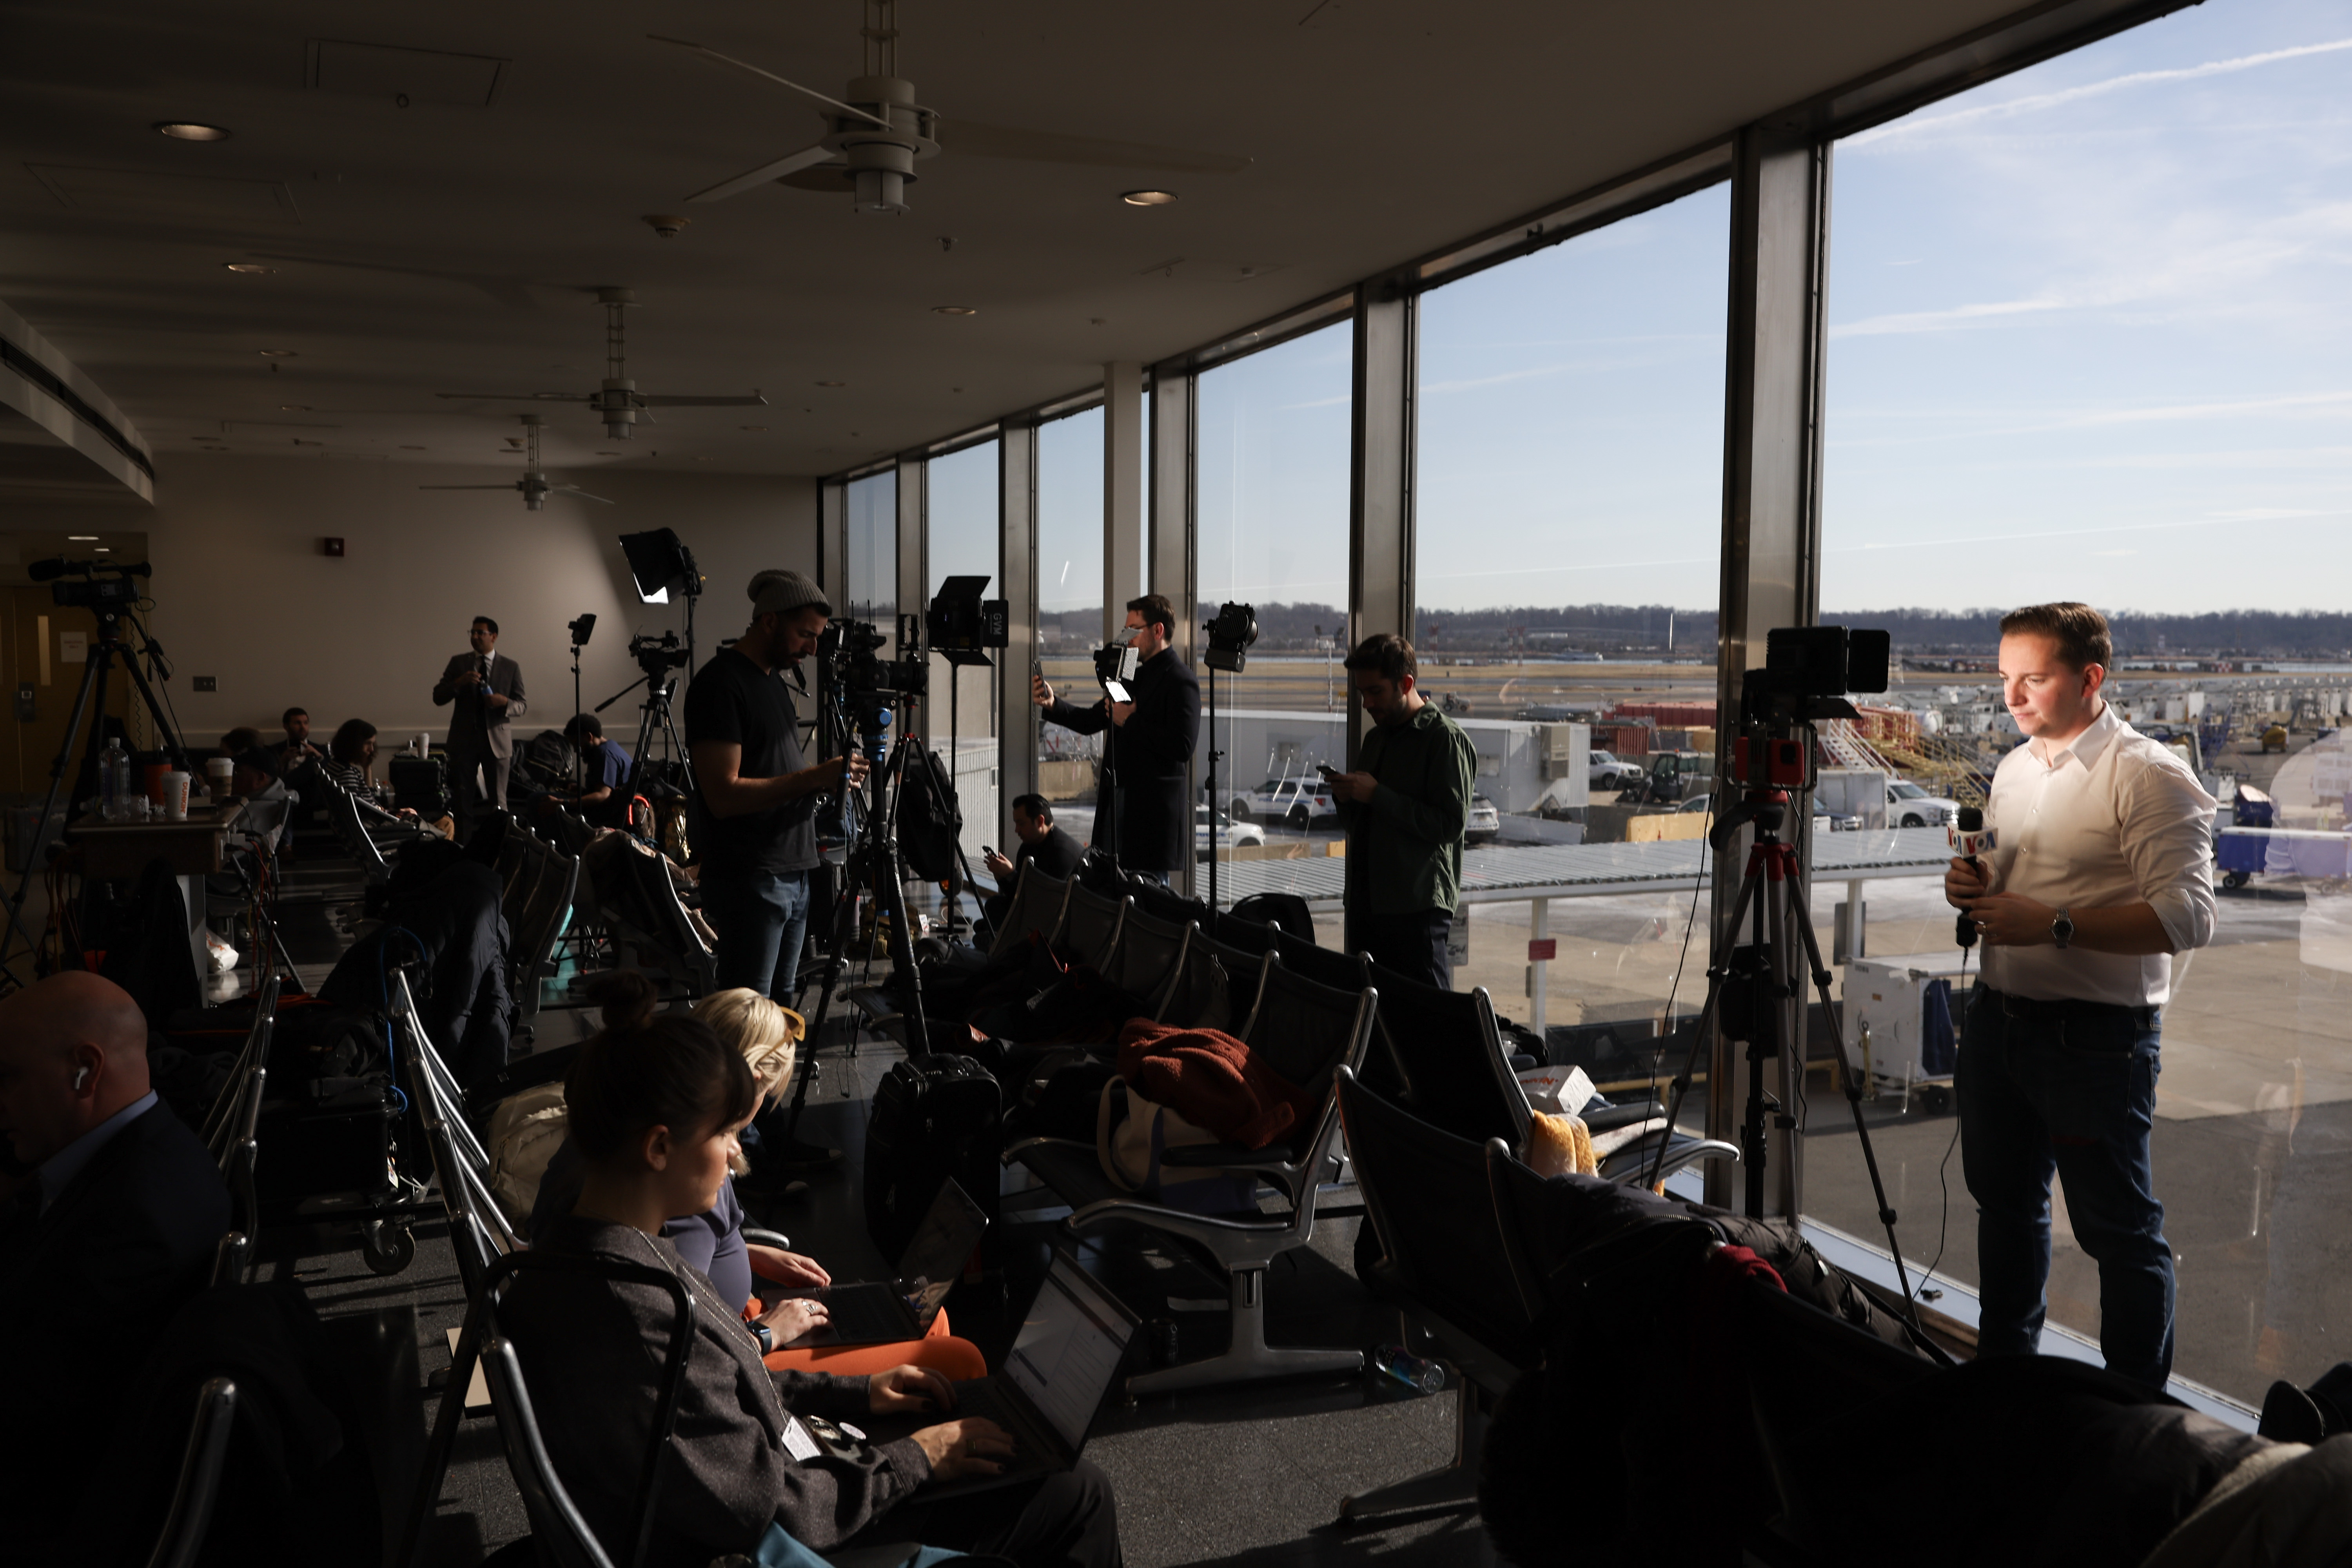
0, 453, 817, 751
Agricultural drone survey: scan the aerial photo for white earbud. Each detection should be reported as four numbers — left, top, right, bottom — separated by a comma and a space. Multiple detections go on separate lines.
72, 1067, 89, 1090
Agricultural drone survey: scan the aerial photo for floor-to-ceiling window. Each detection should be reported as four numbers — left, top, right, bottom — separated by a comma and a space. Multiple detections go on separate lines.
843, 469, 898, 642
1813, 0, 2352, 1405
1036, 406, 1106, 847
926, 440, 1000, 862
1410, 187, 1730, 1063
1195, 324, 1354, 905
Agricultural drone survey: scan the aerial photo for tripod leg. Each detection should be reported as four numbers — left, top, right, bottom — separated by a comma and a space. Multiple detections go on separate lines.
1647, 864, 1760, 1189
113, 644, 188, 766
0, 648, 117, 982
1786, 884, 1927, 1330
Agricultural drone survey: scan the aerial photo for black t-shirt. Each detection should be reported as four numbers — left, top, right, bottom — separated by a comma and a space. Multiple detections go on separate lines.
683, 648, 816, 875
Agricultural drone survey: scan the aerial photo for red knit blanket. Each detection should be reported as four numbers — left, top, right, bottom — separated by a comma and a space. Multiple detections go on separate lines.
1112, 1020, 1317, 1150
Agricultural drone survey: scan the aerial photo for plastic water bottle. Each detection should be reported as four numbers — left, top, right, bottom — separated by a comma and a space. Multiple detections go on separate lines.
102, 737, 130, 821
1373, 1344, 1445, 1394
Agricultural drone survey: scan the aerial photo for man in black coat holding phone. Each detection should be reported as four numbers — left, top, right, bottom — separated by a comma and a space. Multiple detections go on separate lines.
1033, 592, 1200, 883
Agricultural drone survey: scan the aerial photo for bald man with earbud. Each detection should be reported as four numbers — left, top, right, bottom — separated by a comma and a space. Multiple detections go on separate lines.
0, 972, 229, 1545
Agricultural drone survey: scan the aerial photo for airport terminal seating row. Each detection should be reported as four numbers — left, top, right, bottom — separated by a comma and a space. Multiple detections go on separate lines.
978, 860, 1738, 1400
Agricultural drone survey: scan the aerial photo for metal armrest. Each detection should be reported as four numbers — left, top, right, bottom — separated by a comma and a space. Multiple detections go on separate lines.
1002, 1134, 1096, 1167
1066, 1195, 1293, 1248
1582, 1101, 1665, 1133
742, 1227, 793, 1253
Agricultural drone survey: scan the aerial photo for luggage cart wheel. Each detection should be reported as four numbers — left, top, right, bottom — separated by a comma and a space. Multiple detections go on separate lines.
363, 1221, 416, 1276
1921, 1085, 1954, 1116
2223, 871, 2250, 890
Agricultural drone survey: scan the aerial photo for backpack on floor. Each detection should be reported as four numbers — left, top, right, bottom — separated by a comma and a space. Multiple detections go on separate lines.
864, 1054, 1003, 1274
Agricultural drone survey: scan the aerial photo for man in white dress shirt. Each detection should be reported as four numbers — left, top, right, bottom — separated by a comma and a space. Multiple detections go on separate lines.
1945, 602, 2216, 1390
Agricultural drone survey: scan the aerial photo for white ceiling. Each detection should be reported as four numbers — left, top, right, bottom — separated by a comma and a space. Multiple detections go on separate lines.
0, 0, 2022, 483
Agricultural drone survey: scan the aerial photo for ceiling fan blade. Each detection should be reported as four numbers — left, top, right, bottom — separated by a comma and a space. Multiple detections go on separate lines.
951, 121, 1250, 174
433, 391, 580, 402
648, 35, 889, 128
687, 145, 838, 203
555, 487, 616, 505
418, 484, 521, 492
637, 393, 770, 407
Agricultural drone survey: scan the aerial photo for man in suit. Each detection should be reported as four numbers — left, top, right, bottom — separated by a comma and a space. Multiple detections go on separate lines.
433, 614, 528, 842
981, 793, 1085, 932
0, 971, 230, 1541
1033, 592, 1201, 883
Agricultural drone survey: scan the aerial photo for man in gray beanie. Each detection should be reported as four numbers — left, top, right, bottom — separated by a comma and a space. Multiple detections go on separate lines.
685, 568, 866, 1010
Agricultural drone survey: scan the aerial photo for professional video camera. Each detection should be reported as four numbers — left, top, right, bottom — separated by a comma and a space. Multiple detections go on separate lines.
822, 615, 928, 699
31, 557, 149, 613
629, 629, 690, 677
1727, 624, 1891, 793
925, 575, 1008, 662
1203, 601, 1258, 674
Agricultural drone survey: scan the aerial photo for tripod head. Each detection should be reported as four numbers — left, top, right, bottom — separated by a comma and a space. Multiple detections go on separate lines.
1707, 788, 1788, 853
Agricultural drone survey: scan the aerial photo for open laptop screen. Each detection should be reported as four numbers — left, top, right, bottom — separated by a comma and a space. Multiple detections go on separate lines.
1003, 1257, 1134, 1451
896, 1179, 990, 1315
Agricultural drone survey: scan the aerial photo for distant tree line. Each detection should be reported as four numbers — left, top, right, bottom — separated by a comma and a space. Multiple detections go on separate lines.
1041, 601, 2352, 658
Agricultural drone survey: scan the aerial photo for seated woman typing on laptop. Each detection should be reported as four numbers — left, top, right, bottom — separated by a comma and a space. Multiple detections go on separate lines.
503, 1005, 1122, 1568
528, 973, 985, 1381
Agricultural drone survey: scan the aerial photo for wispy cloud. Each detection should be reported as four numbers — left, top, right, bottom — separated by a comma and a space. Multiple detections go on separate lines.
1845, 36, 2352, 151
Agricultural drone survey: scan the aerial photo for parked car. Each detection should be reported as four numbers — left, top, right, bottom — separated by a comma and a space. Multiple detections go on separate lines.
1232, 777, 1339, 829
1590, 750, 1647, 790
1466, 793, 1501, 844
1196, 804, 1266, 859
1628, 750, 1712, 804
1887, 779, 1961, 828
1675, 794, 1858, 831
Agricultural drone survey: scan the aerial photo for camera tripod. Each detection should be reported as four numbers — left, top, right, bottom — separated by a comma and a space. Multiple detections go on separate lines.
595, 661, 692, 847
1647, 786, 1923, 1328
0, 608, 189, 983
770, 686, 978, 1163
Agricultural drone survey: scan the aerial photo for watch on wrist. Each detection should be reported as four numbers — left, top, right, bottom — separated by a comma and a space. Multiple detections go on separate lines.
751, 1322, 774, 1354
2051, 908, 2075, 950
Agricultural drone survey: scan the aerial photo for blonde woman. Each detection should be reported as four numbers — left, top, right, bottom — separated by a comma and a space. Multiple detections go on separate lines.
526, 972, 984, 1380
695, 985, 988, 1382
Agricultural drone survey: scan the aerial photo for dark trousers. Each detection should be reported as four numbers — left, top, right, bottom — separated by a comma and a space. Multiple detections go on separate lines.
448, 746, 508, 842
855, 1459, 1122, 1568
1354, 907, 1452, 991
1957, 984, 2174, 1390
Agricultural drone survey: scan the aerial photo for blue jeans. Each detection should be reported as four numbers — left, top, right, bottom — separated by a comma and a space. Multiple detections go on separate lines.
1956, 985, 2174, 1389
701, 867, 811, 1004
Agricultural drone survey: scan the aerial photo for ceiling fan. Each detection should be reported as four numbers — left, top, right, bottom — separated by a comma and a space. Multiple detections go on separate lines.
418, 416, 611, 512
652, 0, 1250, 216
435, 287, 766, 439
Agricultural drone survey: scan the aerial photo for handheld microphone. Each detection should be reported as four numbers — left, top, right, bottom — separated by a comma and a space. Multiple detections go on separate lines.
1950, 806, 1995, 948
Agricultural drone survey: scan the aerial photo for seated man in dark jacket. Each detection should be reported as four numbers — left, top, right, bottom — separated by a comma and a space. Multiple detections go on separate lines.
982, 793, 1085, 933
0, 971, 230, 1548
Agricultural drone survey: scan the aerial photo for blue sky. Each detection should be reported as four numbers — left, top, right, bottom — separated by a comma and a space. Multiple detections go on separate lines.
996, 0, 2352, 622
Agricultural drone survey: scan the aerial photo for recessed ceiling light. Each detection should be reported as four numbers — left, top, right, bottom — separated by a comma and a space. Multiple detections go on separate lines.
1122, 190, 1177, 206
931, 305, 977, 316
815, 381, 846, 388
399, 445, 426, 451
155, 122, 231, 142
279, 404, 309, 411
68, 535, 99, 542
93, 547, 113, 553
258, 349, 297, 358
223, 263, 277, 275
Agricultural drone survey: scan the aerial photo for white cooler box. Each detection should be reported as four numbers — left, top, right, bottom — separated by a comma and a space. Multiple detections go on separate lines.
1844, 950, 1979, 1111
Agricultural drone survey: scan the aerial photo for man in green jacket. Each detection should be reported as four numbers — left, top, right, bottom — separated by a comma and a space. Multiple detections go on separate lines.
1330, 633, 1478, 989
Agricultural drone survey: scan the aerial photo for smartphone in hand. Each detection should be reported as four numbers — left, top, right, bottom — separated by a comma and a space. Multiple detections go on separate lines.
1315, 763, 1340, 780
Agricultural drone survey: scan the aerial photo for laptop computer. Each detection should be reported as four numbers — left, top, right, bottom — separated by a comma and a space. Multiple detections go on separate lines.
775, 1178, 990, 1349
914, 1250, 1140, 1499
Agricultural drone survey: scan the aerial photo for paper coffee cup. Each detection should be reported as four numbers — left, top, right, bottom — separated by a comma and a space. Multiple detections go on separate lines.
162, 771, 191, 820
206, 757, 236, 788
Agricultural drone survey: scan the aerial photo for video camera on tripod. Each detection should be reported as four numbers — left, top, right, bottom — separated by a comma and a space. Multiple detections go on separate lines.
1712, 625, 1891, 849
31, 557, 150, 613
628, 629, 690, 677
822, 615, 928, 701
